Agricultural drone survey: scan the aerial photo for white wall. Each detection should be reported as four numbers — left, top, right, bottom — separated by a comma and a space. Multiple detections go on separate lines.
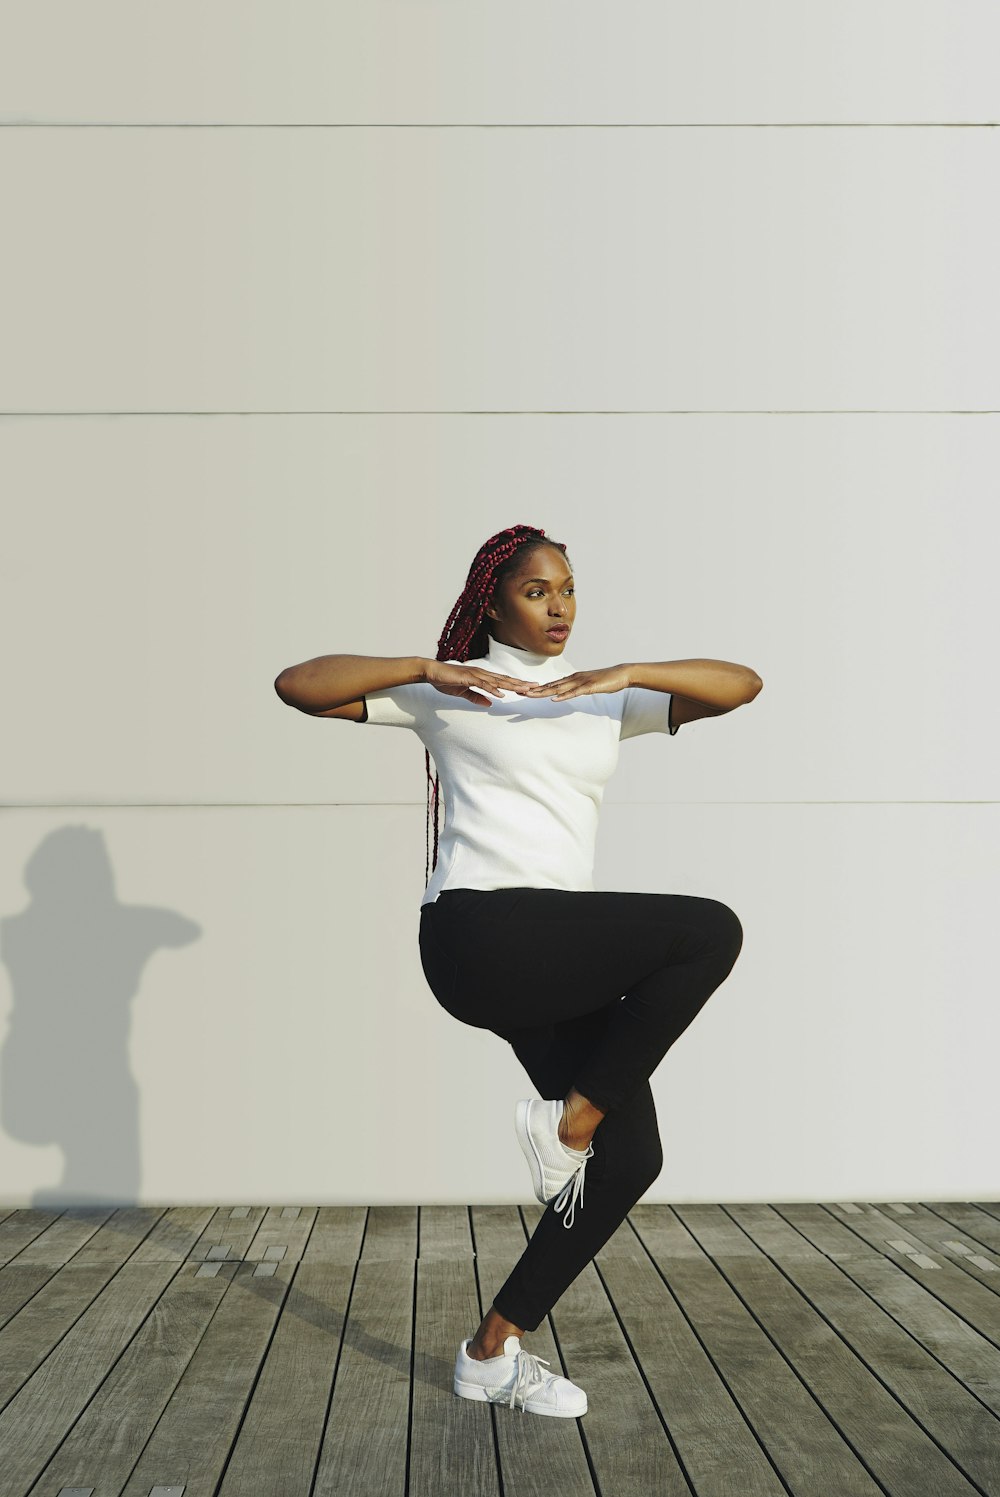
1, 3, 997, 1206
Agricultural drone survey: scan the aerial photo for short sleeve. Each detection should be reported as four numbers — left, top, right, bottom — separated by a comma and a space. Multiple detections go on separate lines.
619, 686, 678, 741
358, 659, 463, 729
359, 681, 426, 729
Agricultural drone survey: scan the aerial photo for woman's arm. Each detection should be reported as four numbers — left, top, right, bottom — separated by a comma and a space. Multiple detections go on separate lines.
626, 659, 762, 710
274, 654, 428, 713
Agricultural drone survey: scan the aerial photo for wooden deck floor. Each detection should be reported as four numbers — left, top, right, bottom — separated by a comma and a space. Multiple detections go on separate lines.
0, 1200, 998, 1496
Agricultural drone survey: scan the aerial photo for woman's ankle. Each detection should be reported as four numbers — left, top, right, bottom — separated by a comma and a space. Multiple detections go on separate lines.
468, 1307, 525, 1358
558, 1088, 605, 1150
468, 1340, 505, 1360
468, 1332, 521, 1360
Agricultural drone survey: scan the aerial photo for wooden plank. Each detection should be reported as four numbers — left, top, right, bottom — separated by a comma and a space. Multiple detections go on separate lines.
0, 1262, 131, 1411
410, 1254, 501, 1496
631, 1204, 883, 1497
922, 1201, 1000, 1256
0, 1260, 181, 1497
823, 1204, 1000, 1345
902, 1204, 1000, 1277
122, 1260, 294, 1495
727, 1204, 1000, 1495
773, 1204, 1000, 1417
65, 1206, 169, 1265
595, 1216, 787, 1496
0, 1211, 186, 1409
0, 1209, 78, 1267
218, 1261, 357, 1496
244, 1204, 317, 1262
314, 1256, 415, 1496
6, 1207, 116, 1266
418, 1204, 474, 1261
26, 1260, 237, 1494
522, 1202, 689, 1496
361, 1206, 418, 1261
0, 1261, 60, 1335
473, 1204, 596, 1497
675, 1205, 982, 1497
301, 1205, 369, 1263
470, 1203, 530, 1263
858, 1204, 1000, 1290
188, 1204, 268, 1261
130, 1205, 219, 1262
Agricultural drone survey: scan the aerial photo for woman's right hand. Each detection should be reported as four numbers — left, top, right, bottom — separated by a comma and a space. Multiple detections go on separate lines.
424, 660, 535, 707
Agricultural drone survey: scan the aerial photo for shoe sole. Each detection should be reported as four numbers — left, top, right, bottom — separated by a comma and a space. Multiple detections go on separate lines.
454, 1377, 587, 1417
514, 1099, 551, 1204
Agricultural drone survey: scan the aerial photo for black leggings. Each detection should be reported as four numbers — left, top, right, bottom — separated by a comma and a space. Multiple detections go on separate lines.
418, 886, 744, 1332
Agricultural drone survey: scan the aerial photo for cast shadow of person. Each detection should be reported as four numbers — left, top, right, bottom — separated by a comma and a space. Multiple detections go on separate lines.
0, 824, 201, 1208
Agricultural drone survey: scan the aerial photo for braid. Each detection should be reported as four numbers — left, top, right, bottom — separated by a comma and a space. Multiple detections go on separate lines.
423, 525, 570, 889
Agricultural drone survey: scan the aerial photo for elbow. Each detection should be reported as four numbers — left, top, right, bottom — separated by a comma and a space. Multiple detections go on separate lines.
743, 671, 763, 704
274, 669, 296, 705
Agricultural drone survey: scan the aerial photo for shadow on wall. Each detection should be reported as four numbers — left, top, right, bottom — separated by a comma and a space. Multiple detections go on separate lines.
0, 825, 201, 1207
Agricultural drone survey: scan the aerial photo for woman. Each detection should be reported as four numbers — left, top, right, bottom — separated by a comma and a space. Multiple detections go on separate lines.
274, 523, 760, 1419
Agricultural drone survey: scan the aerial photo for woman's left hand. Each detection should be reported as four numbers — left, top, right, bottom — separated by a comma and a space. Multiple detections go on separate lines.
514, 664, 631, 701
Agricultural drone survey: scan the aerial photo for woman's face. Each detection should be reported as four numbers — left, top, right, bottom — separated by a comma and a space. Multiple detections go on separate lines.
487, 548, 576, 654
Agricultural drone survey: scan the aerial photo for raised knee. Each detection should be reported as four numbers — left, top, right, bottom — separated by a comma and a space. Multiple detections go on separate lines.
708, 899, 744, 964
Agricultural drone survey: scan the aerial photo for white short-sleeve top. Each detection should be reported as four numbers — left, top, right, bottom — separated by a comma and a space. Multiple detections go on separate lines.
359, 634, 678, 907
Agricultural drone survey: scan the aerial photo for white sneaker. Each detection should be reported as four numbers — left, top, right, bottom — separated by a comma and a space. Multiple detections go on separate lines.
454, 1334, 588, 1417
514, 1097, 594, 1228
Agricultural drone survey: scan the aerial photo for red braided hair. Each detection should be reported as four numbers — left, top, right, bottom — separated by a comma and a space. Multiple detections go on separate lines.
423, 525, 571, 888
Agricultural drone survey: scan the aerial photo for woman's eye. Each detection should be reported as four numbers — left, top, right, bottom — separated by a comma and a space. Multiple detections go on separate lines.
528, 589, 574, 598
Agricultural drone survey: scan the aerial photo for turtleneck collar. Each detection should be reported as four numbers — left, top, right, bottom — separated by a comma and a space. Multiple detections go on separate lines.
482, 633, 574, 680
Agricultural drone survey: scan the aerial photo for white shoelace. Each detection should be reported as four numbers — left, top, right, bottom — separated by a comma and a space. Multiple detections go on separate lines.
502, 1345, 555, 1412
552, 1144, 593, 1229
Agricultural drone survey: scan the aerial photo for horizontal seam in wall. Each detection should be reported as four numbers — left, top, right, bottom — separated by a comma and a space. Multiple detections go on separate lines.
3, 410, 1000, 418
1, 801, 996, 811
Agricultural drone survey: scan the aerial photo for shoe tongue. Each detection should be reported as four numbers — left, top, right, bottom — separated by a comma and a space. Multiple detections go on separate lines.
503, 1335, 522, 1356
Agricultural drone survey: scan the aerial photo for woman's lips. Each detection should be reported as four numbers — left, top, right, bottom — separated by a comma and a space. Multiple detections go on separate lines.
546, 627, 569, 637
